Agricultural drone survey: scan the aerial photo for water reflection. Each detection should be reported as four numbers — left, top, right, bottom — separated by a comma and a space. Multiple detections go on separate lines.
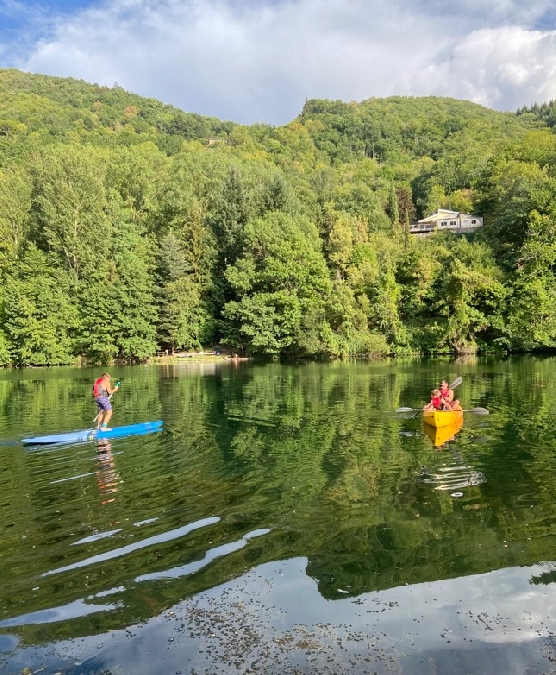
423, 418, 463, 448
529, 562, 556, 585
1, 358, 556, 673
419, 462, 486, 492
96, 440, 120, 505
419, 426, 487, 493
5, 559, 555, 675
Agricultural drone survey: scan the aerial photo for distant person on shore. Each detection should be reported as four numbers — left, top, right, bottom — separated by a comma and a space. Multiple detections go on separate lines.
93, 373, 119, 430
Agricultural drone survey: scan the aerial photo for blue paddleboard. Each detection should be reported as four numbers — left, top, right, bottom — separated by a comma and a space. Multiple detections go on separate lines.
22, 420, 163, 445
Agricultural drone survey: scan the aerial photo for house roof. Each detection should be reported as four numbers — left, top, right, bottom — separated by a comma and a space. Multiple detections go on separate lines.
418, 209, 469, 224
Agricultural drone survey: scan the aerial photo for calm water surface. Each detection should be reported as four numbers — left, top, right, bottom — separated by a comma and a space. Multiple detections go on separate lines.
1, 357, 556, 674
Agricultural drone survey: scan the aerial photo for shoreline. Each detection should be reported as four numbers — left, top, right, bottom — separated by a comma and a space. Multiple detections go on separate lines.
146, 351, 251, 365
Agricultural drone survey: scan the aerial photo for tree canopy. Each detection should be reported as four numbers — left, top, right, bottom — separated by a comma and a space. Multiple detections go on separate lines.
0, 68, 554, 364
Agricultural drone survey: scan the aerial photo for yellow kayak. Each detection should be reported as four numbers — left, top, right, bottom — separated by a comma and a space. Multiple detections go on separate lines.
423, 418, 463, 447
422, 409, 463, 428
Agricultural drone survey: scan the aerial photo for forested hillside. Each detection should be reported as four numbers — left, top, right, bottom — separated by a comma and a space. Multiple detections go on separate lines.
1, 68, 556, 365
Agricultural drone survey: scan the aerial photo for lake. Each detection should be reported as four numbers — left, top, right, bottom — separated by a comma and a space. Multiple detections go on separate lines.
1, 357, 556, 674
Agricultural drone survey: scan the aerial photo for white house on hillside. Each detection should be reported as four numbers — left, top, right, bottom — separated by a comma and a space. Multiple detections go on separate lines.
410, 209, 483, 235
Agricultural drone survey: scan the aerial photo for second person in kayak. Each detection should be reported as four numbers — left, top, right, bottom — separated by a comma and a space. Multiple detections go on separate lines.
439, 379, 461, 410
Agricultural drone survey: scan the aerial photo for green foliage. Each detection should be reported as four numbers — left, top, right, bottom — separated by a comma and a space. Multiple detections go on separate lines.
222, 212, 332, 355
0, 69, 237, 156
477, 158, 556, 269
508, 277, 556, 350
331, 182, 391, 233
29, 145, 111, 279
3, 244, 78, 365
324, 282, 389, 357
1, 68, 556, 363
299, 96, 533, 165
109, 224, 158, 360
504, 209, 556, 350
210, 164, 251, 265
0, 167, 31, 269
156, 231, 213, 350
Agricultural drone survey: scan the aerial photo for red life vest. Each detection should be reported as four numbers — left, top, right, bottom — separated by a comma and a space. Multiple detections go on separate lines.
93, 377, 105, 397
431, 395, 443, 409
440, 388, 451, 403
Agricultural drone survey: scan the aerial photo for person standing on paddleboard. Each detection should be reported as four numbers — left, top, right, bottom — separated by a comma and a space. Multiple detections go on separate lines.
93, 373, 119, 430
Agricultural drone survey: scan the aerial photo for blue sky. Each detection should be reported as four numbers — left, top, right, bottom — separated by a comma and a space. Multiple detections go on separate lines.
1, 0, 556, 125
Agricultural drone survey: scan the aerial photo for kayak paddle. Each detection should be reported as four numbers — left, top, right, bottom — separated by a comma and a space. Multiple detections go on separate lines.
449, 376, 463, 390
396, 406, 489, 415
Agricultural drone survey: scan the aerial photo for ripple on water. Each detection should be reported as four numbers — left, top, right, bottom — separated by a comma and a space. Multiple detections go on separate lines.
43, 516, 222, 577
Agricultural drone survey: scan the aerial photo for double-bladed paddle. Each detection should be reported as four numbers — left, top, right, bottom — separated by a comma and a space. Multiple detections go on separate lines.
396, 405, 489, 415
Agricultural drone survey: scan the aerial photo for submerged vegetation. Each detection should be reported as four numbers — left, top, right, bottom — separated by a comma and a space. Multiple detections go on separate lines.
1, 69, 556, 364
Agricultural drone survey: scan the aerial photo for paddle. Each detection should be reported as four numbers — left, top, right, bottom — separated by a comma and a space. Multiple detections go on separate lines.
462, 407, 489, 415
405, 376, 463, 418
396, 406, 489, 415
448, 376, 463, 391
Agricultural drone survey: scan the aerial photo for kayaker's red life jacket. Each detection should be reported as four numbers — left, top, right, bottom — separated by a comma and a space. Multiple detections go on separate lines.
431, 395, 443, 409
93, 377, 105, 397
440, 389, 451, 403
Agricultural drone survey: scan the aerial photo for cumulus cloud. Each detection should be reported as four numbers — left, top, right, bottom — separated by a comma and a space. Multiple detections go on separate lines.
407, 27, 556, 111
6, 0, 556, 124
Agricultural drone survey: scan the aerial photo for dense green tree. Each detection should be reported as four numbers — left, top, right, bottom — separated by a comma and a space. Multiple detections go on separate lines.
395, 185, 415, 225
109, 223, 158, 359
260, 172, 297, 214
75, 195, 158, 362
222, 212, 332, 355
157, 275, 212, 351
507, 277, 556, 350
156, 151, 217, 288
209, 165, 251, 266
3, 244, 78, 365
325, 208, 369, 278
477, 158, 556, 269
386, 182, 400, 226
412, 239, 509, 353
0, 167, 31, 269
505, 209, 556, 349
0, 286, 12, 365
324, 281, 389, 357
29, 145, 110, 279
156, 231, 213, 351
0, 69, 555, 362
106, 143, 170, 231
331, 182, 391, 233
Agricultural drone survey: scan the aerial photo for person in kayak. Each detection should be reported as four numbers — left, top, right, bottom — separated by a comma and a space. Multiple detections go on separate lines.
93, 373, 119, 430
424, 389, 446, 411
439, 379, 461, 410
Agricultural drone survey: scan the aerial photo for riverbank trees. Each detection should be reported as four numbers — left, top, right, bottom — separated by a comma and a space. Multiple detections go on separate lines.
0, 70, 554, 364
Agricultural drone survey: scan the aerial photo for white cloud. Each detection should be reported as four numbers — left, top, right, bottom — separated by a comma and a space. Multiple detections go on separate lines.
7, 0, 556, 124
406, 27, 556, 111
